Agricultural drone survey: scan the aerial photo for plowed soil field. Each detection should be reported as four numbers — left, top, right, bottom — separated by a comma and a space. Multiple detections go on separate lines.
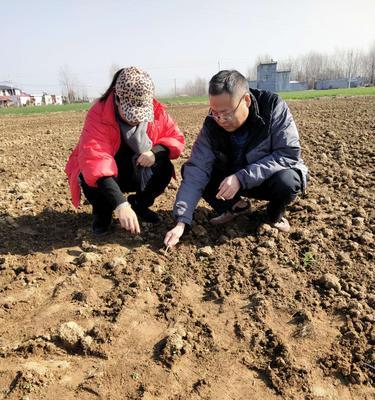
0, 96, 374, 400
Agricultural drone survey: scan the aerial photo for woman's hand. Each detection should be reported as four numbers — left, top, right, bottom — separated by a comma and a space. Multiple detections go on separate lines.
116, 202, 140, 234
137, 151, 155, 167
164, 222, 185, 248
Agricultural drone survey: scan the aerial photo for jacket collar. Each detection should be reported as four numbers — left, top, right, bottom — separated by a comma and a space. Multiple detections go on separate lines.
248, 91, 265, 128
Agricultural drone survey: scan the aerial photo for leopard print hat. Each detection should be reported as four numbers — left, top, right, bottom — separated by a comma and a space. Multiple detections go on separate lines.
115, 67, 155, 124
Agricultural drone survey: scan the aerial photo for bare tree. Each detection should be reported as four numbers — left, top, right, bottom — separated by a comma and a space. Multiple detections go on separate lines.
78, 85, 89, 102
363, 42, 375, 85
59, 66, 78, 103
183, 77, 207, 96
328, 50, 345, 79
278, 57, 293, 72
304, 52, 326, 88
246, 65, 257, 81
343, 49, 361, 87
248, 46, 371, 88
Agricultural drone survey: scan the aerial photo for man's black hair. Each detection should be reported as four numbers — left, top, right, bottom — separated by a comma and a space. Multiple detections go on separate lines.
209, 70, 249, 97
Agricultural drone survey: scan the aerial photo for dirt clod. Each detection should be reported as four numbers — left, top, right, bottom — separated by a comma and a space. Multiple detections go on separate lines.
58, 321, 85, 350
319, 273, 341, 292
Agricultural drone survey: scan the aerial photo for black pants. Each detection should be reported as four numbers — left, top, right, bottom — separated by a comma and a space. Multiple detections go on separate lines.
201, 168, 303, 223
80, 156, 174, 215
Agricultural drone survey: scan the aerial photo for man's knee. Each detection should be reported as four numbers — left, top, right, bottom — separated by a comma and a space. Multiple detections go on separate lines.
269, 169, 302, 197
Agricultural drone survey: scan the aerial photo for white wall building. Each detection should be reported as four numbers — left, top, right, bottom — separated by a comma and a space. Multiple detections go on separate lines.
31, 94, 43, 106
19, 93, 31, 106
1, 84, 66, 107
0, 85, 32, 106
43, 94, 53, 105
53, 95, 63, 105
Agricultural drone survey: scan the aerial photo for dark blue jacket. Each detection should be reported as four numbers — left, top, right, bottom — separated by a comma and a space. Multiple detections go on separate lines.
173, 89, 308, 225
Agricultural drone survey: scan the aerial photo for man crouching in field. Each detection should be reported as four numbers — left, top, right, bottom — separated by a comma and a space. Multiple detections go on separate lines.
164, 69, 308, 248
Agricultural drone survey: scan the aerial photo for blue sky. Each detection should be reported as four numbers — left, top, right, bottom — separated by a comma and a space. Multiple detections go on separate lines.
2, 0, 374, 97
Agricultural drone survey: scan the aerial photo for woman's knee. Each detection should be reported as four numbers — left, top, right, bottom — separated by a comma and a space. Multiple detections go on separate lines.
153, 156, 173, 181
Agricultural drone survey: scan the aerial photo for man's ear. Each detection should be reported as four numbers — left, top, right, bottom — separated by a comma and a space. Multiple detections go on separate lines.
244, 93, 251, 107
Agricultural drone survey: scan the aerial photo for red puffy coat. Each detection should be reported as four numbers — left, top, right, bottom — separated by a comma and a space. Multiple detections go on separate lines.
65, 93, 184, 207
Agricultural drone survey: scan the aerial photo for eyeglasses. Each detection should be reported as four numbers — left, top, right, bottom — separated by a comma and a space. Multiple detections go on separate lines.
208, 94, 247, 122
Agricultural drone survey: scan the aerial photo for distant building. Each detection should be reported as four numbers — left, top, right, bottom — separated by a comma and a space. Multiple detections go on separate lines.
0, 85, 21, 97
314, 77, 363, 90
19, 92, 31, 106
0, 85, 31, 107
43, 94, 53, 105
52, 95, 63, 105
248, 61, 308, 92
289, 81, 309, 91
256, 62, 279, 92
30, 94, 43, 106
0, 84, 66, 107
0, 95, 11, 107
248, 80, 257, 89
0, 85, 19, 106
349, 77, 363, 88
275, 70, 291, 92
0, 84, 13, 107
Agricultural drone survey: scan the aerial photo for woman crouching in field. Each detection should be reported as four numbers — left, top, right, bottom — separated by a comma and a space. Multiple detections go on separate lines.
65, 67, 184, 235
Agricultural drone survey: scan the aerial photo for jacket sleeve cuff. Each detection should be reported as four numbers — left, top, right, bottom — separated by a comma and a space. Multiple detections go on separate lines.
235, 170, 249, 190
97, 176, 126, 208
176, 215, 192, 226
152, 144, 170, 159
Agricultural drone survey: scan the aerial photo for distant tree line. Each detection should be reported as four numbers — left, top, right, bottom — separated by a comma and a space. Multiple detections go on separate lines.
59, 66, 89, 103
247, 42, 375, 88
176, 43, 375, 96
59, 44, 375, 101
180, 77, 207, 96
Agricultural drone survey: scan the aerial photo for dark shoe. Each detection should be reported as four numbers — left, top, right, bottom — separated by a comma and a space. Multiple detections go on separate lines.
92, 213, 112, 235
128, 195, 160, 223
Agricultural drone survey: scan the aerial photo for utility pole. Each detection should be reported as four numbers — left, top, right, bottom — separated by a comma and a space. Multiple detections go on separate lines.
174, 78, 177, 97
347, 50, 354, 89
218, 60, 221, 71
